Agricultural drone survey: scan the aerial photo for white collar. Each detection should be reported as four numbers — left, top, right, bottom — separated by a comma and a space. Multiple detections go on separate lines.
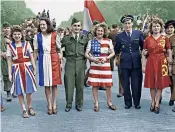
125, 30, 132, 36
72, 33, 79, 39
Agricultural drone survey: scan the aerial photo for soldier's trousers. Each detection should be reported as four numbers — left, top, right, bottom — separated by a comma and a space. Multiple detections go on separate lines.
3, 75, 11, 92
121, 67, 142, 107
170, 75, 175, 101
64, 59, 85, 108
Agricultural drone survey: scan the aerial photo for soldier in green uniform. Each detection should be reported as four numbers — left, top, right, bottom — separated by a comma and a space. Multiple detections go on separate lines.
61, 18, 89, 112
0, 22, 12, 101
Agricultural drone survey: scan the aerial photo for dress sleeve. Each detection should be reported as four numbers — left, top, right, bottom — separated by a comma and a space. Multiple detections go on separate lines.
6, 44, 11, 57
165, 37, 171, 50
109, 39, 114, 50
27, 42, 33, 53
86, 40, 91, 51
33, 35, 38, 50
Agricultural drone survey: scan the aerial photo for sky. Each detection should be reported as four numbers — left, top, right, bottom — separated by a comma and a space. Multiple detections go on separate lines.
25, 0, 84, 26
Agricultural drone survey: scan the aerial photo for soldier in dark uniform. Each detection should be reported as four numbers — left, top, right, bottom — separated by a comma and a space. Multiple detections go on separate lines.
61, 18, 89, 112
1, 22, 13, 101
115, 15, 144, 109
164, 20, 175, 110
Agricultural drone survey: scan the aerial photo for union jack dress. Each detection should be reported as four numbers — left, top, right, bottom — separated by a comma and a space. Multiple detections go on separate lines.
87, 38, 113, 87
6, 41, 37, 96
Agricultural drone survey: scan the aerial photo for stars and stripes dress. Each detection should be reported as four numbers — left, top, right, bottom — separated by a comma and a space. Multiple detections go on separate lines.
33, 32, 62, 87
6, 41, 37, 96
87, 38, 113, 87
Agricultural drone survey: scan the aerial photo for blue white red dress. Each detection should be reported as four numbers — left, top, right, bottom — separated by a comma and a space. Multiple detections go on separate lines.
33, 32, 62, 86
6, 41, 37, 95
87, 38, 113, 87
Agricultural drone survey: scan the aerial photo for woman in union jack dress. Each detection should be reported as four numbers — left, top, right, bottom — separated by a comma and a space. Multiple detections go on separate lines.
85, 23, 117, 112
7, 26, 37, 118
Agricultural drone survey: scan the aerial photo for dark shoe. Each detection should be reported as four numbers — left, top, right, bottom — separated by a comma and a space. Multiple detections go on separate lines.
7, 91, 12, 102
84, 83, 90, 87
117, 93, 123, 97
108, 104, 117, 111
150, 105, 155, 112
154, 107, 160, 114
98, 87, 106, 91
172, 107, 175, 112
169, 100, 174, 106
65, 107, 71, 112
125, 105, 132, 109
135, 105, 141, 109
52, 107, 58, 114
12, 94, 17, 98
75, 106, 82, 112
0, 106, 5, 112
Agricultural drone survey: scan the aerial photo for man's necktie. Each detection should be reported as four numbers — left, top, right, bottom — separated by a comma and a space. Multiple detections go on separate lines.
75, 34, 78, 42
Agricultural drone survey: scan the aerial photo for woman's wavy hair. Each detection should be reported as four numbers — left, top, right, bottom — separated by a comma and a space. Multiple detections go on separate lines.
149, 17, 164, 34
38, 17, 54, 34
10, 25, 25, 42
93, 22, 108, 38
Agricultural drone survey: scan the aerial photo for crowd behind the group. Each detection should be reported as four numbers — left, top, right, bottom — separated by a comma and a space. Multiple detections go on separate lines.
1, 9, 175, 118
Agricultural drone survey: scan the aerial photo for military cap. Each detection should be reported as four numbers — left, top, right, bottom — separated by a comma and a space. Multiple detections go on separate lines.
165, 20, 175, 29
2, 22, 11, 28
93, 20, 100, 26
71, 18, 80, 25
120, 15, 134, 23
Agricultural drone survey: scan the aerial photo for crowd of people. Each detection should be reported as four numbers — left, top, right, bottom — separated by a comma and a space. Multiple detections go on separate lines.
1, 11, 175, 118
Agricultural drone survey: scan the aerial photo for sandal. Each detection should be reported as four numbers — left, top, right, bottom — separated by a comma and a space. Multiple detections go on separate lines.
28, 107, 36, 116
52, 107, 58, 114
94, 105, 99, 112
155, 106, 160, 114
150, 105, 155, 112
47, 106, 52, 115
23, 110, 29, 118
108, 104, 117, 111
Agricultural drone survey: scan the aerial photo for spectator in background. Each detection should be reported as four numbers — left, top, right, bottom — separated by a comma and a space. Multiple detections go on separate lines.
47, 10, 50, 18
26, 28, 34, 50
36, 12, 41, 20
41, 9, 47, 17
52, 18, 56, 29
64, 27, 70, 36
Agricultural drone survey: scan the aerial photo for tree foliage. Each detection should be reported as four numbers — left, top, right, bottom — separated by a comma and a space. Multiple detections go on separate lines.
59, 1, 175, 28
1, 1, 35, 25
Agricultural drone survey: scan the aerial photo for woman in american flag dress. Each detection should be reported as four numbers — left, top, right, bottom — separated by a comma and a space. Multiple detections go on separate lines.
7, 26, 37, 118
85, 23, 117, 112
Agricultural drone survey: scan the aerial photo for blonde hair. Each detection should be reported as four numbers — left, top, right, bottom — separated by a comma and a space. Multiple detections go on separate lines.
93, 22, 108, 38
149, 18, 164, 34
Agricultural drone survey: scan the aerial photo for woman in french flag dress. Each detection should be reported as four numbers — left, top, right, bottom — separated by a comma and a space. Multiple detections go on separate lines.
7, 26, 37, 118
33, 18, 62, 115
85, 23, 117, 112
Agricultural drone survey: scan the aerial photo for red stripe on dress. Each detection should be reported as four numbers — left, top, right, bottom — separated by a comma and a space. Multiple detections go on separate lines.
101, 44, 109, 48
25, 64, 37, 88
88, 81, 113, 87
24, 42, 28, 56
51, 32, 62, 86
8, 44, 16, 56
17, 47, 26, 92
90, 66, 111, 71
88, 73, 112, 79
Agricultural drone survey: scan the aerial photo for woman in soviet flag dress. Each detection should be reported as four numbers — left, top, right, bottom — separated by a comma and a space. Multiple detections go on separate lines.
142, 18, 172, 114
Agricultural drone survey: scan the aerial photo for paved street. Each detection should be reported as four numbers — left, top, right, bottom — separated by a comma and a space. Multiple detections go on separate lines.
1, 65, 175, 132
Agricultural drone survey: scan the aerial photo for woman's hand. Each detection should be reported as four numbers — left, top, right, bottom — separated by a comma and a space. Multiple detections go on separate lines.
90, 57, 99, 64
33, 68, 37, 76
9, 75, 12, 82
101, 57, 107, 64
142, 49, 148, 56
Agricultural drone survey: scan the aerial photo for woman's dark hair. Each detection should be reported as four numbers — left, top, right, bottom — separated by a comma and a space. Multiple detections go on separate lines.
38, 17, 54, 34
10, 25, 25, 42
